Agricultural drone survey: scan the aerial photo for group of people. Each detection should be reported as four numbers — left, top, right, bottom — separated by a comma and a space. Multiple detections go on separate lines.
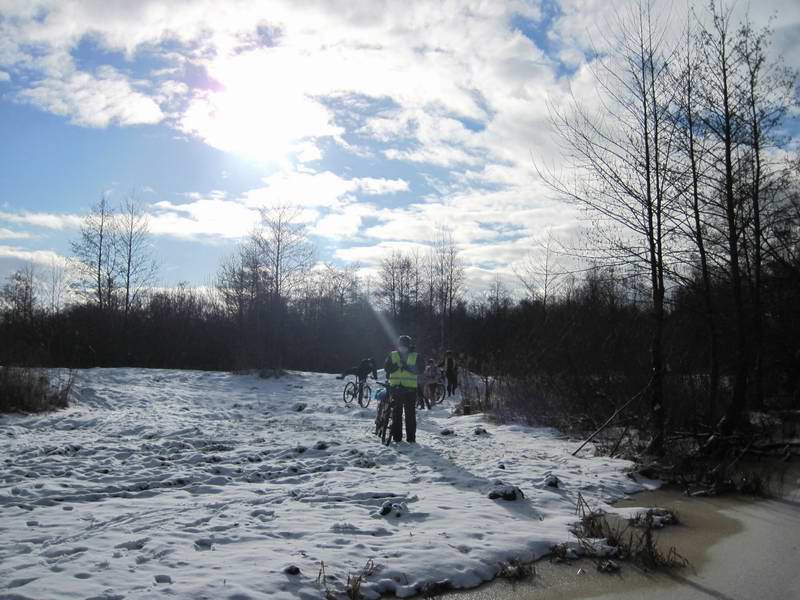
337, 335, 459, 443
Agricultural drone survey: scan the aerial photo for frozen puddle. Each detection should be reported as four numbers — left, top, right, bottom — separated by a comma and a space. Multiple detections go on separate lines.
0, 368, 655, 599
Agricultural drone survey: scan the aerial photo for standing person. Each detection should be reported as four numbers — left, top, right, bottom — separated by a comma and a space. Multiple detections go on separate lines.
383, 335, 419, 443
422, 358, 440, 409
440, 350, 458, 397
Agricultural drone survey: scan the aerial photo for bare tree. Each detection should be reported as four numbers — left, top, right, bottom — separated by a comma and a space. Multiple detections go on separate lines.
376, 250, 414, 321
41, 257, 70, 314
540, 1, 679, 452
71, 195, 118, 311
693, 1, 751, 430
514, 229, 565, 317
429, 226, 465, 347
217, 244, 255, 324
251, 204, 314, 367
486, 273, 511, 313
1, 264, 36, 323
255, 205, 314, 302
734, 15, 797, 408
116, 194, 158, 320
671, 16, 721, 413
764, 158, 800, 276
376, 251, 400, 319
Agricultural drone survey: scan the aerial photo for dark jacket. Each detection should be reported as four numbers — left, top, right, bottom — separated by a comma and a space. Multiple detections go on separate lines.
343, 359, 377, 380
439, 356, 457, 374
357, 358, 378, 380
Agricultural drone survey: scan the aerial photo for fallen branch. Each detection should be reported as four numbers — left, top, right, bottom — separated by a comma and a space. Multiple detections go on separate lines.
572, 379, 652, 457
609, 424, 630, 457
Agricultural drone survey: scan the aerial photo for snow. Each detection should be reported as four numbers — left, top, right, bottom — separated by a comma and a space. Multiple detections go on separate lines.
0, 368, 657, 599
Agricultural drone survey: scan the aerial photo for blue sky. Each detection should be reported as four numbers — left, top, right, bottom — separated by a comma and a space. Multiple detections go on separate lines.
1, 0, 798, 292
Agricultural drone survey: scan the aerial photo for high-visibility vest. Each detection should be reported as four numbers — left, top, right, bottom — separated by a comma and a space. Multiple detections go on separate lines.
388, 351, 418, 389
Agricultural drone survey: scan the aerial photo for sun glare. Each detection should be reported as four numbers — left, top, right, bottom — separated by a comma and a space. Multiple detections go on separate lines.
180, 51, 338, 164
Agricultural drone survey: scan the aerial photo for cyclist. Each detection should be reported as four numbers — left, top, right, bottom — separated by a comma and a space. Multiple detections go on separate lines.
337, 358, 377, 400
439, 350, 458, 397
383, 335, 419, 443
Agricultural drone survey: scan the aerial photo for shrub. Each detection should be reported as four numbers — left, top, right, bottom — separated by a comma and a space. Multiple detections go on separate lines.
0, 366, 72, 413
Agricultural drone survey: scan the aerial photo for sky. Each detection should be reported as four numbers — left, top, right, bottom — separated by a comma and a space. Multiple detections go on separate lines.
1, 0, 798, 294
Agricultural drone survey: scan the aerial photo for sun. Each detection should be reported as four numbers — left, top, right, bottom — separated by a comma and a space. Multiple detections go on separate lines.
179, 50, 340, 164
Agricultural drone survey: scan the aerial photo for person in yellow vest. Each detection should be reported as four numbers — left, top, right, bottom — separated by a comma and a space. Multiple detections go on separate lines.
383, 334, 420, 443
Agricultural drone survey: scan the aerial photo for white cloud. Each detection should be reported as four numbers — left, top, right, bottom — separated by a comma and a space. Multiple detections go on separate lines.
0, 168, 411, 245
242, 171, 410, 210
0, 70, 10, 82
0, 0, 797, 289
334, 241, 430, 265
0, 227, 34, 240
354, 177, 409, 195
150, 197, 261, 240
18, 66, 163, 128
312, 212, 361, 240
0, 210, 83, 230
0, 245, 67, 267
294, 142, 323, 163
242, 171, 355, 209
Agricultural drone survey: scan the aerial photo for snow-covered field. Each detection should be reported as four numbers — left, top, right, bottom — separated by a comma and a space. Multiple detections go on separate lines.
1, 369, 655, 599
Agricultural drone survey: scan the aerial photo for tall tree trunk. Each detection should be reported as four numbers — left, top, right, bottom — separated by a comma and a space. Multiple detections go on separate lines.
684, 40, 721, 417
721, 41, 749, 432
748, 78, 764, 411
641, 13, 664, 454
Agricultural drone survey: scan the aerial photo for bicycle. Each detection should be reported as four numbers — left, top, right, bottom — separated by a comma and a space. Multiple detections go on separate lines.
418, 375, 446, 409
373, 382, 396, 445
342, 376, 372, 408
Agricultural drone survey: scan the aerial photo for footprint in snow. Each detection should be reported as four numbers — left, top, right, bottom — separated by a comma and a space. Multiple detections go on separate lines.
7, 577, 38, 589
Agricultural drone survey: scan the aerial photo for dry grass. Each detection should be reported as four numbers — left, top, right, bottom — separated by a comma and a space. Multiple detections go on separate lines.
0, 366, 72, 413
315, 558, 379, 599
497, 557, 536, 581
345, 559, 376, 599
572, 493, 688, 571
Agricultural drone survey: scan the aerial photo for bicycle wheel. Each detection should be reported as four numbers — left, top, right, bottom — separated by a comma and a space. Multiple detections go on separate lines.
381, 408, 394, 445
359, 384, 372, 408
433, 383, 446, 404
375, 398, 390, 440
343, 381, 357, 405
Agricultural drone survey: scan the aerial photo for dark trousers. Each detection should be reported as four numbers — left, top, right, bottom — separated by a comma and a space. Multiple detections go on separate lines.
391, 387, 417, 442
446, 371, 457, 396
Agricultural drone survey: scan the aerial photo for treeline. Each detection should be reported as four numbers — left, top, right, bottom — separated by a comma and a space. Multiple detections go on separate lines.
536, 1, 800, 447
1, 1, 798, 440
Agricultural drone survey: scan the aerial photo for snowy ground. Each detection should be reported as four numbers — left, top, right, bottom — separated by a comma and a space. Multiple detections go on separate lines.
1, 369, 656, 599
